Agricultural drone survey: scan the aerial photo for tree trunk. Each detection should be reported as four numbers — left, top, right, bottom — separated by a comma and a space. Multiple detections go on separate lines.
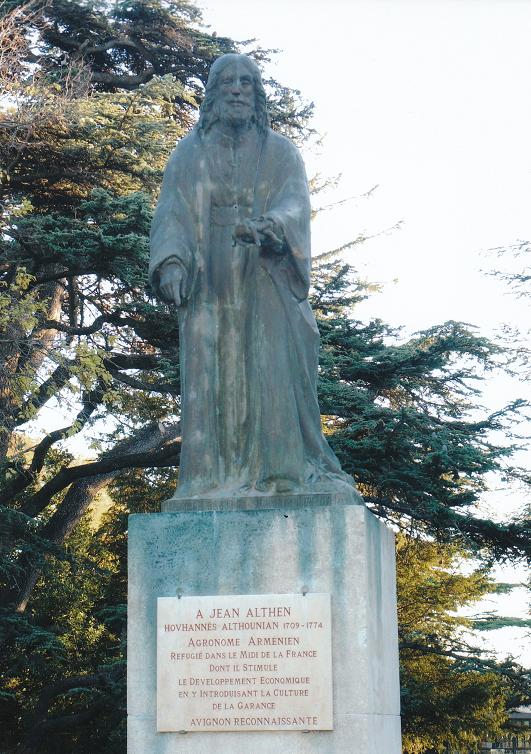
0, 281, 63, 460
10, 420, 180, 612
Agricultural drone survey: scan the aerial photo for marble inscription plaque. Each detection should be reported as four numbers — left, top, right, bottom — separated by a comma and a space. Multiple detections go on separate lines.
157, 593, 333, 732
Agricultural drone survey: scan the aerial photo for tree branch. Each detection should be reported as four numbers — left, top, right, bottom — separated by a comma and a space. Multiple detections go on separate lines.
365, 496, 530, 558
109, 370, 178, 394
44, 30, 146, 56
12, 352, 162, 428
0, 384, 103, 507
32, 269, 91, 285
91, 67, 155, 90
13, 361, 73, 426
11, 421, 180, 611
84, 37, 141, 55
38, 312, 125, 335
15, 281, 64, 377
31, 384, 103, 473
20, 439, 181, 518
400, 640, 529, 684
102, 352, 160, 370
22, 664, 125, 748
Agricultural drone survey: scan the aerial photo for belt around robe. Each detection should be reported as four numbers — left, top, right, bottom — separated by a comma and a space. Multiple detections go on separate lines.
210, 204, 253, 227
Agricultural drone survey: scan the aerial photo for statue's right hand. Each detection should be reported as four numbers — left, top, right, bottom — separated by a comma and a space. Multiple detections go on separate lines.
159, 262, 184, 306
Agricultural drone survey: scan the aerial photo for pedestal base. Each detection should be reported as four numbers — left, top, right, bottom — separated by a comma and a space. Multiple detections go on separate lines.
127, 501, 402, 753
161, 487, 363, 512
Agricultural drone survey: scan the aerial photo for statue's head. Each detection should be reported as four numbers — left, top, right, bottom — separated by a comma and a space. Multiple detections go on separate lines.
198, 53, 269, 135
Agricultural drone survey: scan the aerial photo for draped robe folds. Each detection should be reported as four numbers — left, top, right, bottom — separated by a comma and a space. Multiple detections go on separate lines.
150, 125, 355, 498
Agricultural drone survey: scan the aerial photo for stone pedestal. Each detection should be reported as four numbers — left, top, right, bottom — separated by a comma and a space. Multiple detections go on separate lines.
127, 498, 402, 753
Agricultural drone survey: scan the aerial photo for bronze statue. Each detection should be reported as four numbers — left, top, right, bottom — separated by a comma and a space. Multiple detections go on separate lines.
150, 54, 355, 500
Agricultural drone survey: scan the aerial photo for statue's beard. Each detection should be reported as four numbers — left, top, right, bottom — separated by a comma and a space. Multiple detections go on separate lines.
217, 102, 253, 131
225, 113, 250, 129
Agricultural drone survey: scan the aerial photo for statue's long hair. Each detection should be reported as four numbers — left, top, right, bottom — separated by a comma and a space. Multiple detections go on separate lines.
197, 54, 269, 136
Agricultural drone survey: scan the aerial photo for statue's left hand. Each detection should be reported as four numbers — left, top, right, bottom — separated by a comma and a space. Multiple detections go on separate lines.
233, 217, 285, 254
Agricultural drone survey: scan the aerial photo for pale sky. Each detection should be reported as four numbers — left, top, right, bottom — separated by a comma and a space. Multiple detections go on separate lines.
200, 0, 531, 664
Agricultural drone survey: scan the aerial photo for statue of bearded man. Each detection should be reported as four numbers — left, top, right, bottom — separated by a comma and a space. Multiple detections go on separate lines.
149, 53, 357, 501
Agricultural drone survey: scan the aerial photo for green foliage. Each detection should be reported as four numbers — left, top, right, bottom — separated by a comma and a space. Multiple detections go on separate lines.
473, 616, 531, 631
11, 189, 152, 288
0, 510, 126, 753
312, 258, 530, 559
2, 76, 191, 211
397, 536, 529, 753
0, 468, 173, 751
487, 240, 530, 300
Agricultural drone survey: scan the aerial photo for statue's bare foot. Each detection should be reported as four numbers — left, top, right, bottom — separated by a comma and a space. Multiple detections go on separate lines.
254, 479, 274, 493
274, 478, 297, 494
255, 477, 298, 494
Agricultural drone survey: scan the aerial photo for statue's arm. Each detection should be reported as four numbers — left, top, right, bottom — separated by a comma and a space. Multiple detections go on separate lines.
260, 138, 312, 300
265, 141, 311, 237
232, 139, 309, 262
149, 143, 196, 305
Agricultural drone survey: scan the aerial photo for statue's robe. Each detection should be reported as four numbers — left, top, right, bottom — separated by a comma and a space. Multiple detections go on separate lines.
150, 125, 353, 497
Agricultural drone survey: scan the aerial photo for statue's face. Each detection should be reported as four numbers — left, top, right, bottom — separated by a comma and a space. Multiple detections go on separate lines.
216, 61, 256, 129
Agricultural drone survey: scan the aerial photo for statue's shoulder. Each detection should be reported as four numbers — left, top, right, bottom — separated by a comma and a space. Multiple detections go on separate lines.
264, 129, 305, 171
168, 129, 201, 160
265, 129, 299, 154
265, 130, 303, 164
